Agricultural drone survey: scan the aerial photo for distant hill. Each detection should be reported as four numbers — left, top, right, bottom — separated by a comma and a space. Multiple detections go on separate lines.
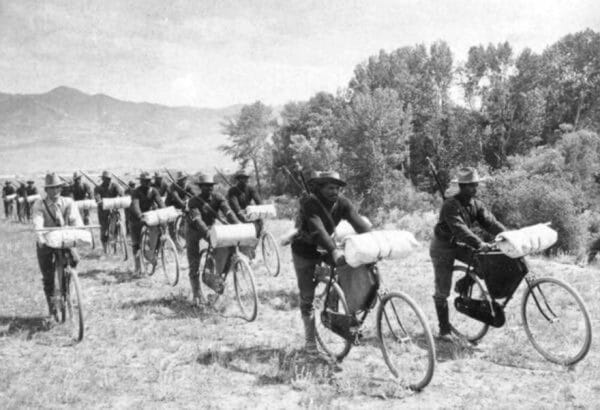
0, 86, 241, 176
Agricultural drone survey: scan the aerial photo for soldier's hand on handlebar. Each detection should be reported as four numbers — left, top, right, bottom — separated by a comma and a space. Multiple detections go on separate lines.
478, 242, 495, 252
332, 249, 346, 267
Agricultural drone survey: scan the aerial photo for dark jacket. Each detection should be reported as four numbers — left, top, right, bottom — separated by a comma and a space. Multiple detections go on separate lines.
166, 183, 192, 210
72, 182, 92, 201
433, 193, 506, 249
187, 193, 239, 232
227, 184, 262, 221
2, 184, 16, 197
131, 186, 164, 222
292, 193, 371, 259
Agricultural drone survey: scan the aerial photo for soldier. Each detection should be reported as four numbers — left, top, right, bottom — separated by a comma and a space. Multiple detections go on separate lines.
430, 167, 505, 341
186, 173, 239, 305
71, 172, 93, 225
16, 182, 27, 222
226, 170, 262, 222
129, 172, 164, 274
153, 172, 169, 197
165, 171, 192, 247
2, 181, 16, 219
32, 173, 83, 318
124, 180, 136, 235
25, 179, 39, 221
94, 171, 124, 252
291, 171, 371, 354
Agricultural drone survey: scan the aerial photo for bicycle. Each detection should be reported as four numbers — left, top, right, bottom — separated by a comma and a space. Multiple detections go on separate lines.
241, 217, 281, 277
139, 223, 180, 286
107, 209, 128, 260
172, 212, 187, 251
313, 256, 436, 391
37, 227, 96, 342
450, 244, 592, 366
198, 243, 258, 322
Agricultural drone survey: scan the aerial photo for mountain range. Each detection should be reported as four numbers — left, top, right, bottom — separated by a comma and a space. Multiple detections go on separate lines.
0, 86, 241, 177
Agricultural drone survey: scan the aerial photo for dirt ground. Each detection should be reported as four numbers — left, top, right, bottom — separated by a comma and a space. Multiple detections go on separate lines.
1, 218, 599, 409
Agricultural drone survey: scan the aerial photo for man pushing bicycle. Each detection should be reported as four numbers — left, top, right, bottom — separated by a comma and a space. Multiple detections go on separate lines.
430, 167, 505, 341
32, 173, 83, 318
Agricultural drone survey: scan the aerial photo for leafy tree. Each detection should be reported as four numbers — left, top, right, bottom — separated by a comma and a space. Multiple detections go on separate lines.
220, 101, 275, 194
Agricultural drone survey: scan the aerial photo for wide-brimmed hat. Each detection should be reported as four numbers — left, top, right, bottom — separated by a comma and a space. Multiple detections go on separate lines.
175, 171, 187, 182
128, 180, 136, 187
44, 173, 64, 188
314, 171, 346, 187
137, 171, 152, 181
27, 179, 35, 184
452, 167, 485, 184
73, 171, 81, 179
101, 170, 111, 179
154, 171, 163, 179
4, 180, 11, 185
195, 173, 215, 185
234, 169, 250, 179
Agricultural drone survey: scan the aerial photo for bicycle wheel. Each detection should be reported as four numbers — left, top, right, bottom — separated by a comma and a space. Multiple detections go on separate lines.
232, 256, 258, 321
260, 231, 281, 277
117, 220, 128, 261
140, 226, 157, 276
174, 216, 186, 251
314, 278, 352, 361
377, 292, 435, 391
160, 236, 180, 286
450, 266, 490, 342
65, 268, 85, 342
521, 277, 592, 366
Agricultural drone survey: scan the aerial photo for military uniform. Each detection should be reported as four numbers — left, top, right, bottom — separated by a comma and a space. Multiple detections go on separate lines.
227, 184, 262, 222
25, 183, 39, 221
94, 174, 124, 248
71, 180, 93, 225
2, 182, 16, 219
129, 181, 164, 260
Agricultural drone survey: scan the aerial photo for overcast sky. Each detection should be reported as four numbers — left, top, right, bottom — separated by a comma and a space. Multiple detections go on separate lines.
1, 0, 598, 108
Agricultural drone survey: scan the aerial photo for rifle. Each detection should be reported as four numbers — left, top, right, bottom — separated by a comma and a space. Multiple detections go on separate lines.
214, 167, 234, 188
279, 166, 305, 193
110, 172, 129, 189
58, 175, 72, 185
164, 168, 228, 225
426, 157, 446, 201
79, 170, 98, 187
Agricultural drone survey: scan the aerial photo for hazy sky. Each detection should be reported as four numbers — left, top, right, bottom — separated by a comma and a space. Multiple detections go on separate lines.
1, 0, 598, 108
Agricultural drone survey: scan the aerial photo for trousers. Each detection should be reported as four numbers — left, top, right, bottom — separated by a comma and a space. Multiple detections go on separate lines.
429, 236, 471, 302
292, 251, 321, 317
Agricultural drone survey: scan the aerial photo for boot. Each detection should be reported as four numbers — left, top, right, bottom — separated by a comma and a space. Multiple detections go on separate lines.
189, 276, 201, 306
44, 292, 57, 321
434, 298, 454, 341
133, 252, 142, 275
302, 313, 319, 354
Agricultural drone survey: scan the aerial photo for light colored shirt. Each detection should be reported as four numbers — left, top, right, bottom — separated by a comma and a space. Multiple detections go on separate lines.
33, 196, 83, 230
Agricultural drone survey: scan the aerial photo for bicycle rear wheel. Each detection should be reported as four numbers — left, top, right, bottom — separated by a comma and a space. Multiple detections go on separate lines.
450, 266, 490, 343
521, 277, 592, 365
174, 216, 186, 251
140, 226, 157, 276
260, 231, 280, 277
117, 220, 128, 261
233, 256, 258, 321
377, 292, 435, 391
314, 278, 352, 361
160, 236, 180, 286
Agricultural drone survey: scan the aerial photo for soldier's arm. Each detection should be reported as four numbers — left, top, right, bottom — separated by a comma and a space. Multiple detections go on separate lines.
343, 198, 371, 234
250, 187, 262, 205
228, 194, 245, 222
131, 195, 143, 220
219, 196, 240, 224
66, 199, 83, 227
155, 189, 165, 209
442, 200, 483, 249
476, 201, 506, 236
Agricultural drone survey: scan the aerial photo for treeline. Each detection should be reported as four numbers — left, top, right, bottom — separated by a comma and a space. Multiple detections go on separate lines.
221, 29, 600, 252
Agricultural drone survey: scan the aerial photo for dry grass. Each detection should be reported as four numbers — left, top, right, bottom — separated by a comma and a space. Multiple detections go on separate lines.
0, 217, 599, 409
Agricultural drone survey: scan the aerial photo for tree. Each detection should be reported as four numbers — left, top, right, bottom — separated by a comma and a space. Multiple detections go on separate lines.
220, 101, 275, 194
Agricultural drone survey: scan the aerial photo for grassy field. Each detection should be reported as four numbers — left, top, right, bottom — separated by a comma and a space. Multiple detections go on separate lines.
0, 217, 599, 409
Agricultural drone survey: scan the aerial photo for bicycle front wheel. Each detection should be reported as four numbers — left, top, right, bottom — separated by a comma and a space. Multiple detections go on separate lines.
233, 257, 258, 322
521, 277, 592, 366
118, 220, 128, 261
314, 278, 352, 361
160, 236, 180, 286
450, 266, 490, 343
377, 292, 435, 391
65, 268, 85, 342
260, 231, 280, 277
174, 216, 186, 251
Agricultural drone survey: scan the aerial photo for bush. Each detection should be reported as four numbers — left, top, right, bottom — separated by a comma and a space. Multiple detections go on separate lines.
479, 172, 587, 253
375, 208, 438, 242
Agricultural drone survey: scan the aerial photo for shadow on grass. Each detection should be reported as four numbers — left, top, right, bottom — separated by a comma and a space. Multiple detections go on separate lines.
434, 337, 479, 362
0, 316, 51, 338
120, 295, 209, 320
257, 289, 299, 311
197, 345, 339, 385
79, 268, 139, 284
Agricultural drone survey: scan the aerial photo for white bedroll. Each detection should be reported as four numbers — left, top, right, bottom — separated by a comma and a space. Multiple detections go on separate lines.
333, 217, 372, 242
75, 199, 97, 211
495, 223, 558, 258
102, 196, 132, 210
27, 194, 41, 203
344, 230, 420, 268
43, 229, 93, 249
142, 206, 180, 226
245, 204, 277, 220
209, 223, 258, 247
5, 193, 17, 201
